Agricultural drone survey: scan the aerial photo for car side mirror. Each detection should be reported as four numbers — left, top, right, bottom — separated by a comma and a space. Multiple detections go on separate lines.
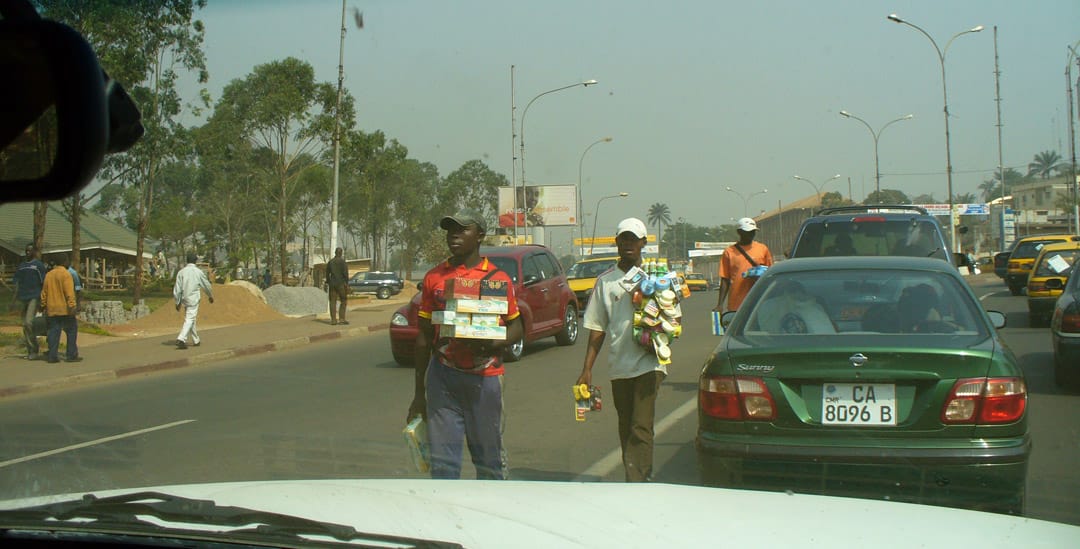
986, 310, 1006, 329
1045, 278, 1064, 290
721, 311, 737, 328
416, 282, 423, 291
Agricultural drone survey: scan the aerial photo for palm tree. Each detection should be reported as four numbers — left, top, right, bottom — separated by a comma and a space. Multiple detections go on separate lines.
979, 167, 1025, 201
1028, 150, 1063, 179
647, 203, 671, 255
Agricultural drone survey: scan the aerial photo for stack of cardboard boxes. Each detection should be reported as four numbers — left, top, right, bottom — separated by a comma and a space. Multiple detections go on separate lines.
431, 277, 509, 340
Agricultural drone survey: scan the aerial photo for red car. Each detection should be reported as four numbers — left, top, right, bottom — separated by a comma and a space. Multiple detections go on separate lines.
389, 245, 580, 365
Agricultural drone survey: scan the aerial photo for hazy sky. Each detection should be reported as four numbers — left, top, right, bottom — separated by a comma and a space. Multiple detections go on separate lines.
184, 0, 1080, 254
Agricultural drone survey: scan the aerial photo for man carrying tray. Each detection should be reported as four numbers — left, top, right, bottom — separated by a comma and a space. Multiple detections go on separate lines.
406, 209, 524, 479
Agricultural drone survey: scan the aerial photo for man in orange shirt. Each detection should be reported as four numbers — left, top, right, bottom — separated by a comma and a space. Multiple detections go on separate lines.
715, 217, 773, 313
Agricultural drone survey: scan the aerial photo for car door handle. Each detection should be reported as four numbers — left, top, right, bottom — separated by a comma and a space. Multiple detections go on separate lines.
541, 288, 549, 292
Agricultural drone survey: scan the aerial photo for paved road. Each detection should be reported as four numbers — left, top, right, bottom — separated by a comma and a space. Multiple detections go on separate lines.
0, 280, 1076, 526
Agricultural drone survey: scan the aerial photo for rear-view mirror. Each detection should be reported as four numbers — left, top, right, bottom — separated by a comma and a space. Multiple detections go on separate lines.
721, 311, 736, 328
986, 311, 1006, 329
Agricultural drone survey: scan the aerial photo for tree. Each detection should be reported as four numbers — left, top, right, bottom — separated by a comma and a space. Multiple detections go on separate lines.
978, 167, 1026, 202
214, 57, 351, 284
863, 189, 910, 205
952, 192, 977, 204
911, 193, 936, 204
820, 191, 854, 209
1028, 150, 1064, 179
38, 0, 210, 303
442, 159, 507, 223
647, 203, 671, 254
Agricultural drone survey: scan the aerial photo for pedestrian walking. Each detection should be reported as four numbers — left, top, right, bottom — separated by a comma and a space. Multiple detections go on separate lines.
11, 244, 47, 360
325, 247, 349, 325
40, 256, 80, 363
715, 217, 773, 313
263, 268, 271, 289
406, 209, 523, 480
576, 217, 670, 482
173, 253, 214, 350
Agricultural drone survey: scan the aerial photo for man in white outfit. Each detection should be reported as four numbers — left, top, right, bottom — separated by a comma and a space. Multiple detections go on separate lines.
174, 253, 214, 349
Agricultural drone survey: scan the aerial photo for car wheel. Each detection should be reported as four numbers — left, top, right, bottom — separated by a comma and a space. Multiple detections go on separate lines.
1008, 284, 1023, 296
503, 335, 524, 363
555, 304, 579, 345
376, 286, 391, 299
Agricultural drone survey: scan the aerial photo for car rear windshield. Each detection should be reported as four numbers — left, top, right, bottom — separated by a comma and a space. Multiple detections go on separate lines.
793, 219, 949, 262
1012, 240, 1064, 260
733, 269, 988, 346
1033, 249, 1080, 277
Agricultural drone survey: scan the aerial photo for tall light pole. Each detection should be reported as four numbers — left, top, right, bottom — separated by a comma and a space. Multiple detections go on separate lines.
577, 137, 613, 259
519, 79, 598, 240
330, 0, 353, 256
590, 192, 629, 255
793, 174, 840, 206
888, 13, 983, 252
839, 110, 914, 198
725, 186, 768, 216
1067, 44, 1080, 235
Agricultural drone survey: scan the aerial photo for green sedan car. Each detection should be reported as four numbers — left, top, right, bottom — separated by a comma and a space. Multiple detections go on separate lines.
696, 257, 1029, 515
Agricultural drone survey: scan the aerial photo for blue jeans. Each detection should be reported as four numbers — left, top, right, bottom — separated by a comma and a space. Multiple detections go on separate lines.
425, 358, 507, 479
46, 315, 78, 361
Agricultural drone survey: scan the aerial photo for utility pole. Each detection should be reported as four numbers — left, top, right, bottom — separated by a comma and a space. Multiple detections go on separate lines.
994, 26, 1007, 250
510, 65, 518, 242
330, 0, 348, 255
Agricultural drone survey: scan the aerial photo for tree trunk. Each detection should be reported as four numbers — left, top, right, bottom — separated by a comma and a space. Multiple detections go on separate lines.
70, 195, 82, 270
32, 201, 47, 252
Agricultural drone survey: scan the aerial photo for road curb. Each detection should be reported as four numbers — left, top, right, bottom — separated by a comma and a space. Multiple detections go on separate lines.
0, 322, 391, 400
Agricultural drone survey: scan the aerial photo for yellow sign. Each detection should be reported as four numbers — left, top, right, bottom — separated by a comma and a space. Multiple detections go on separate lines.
574, 235, 655, 246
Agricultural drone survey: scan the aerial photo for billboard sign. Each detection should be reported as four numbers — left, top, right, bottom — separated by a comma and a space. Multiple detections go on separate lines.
498, 185, 578, 227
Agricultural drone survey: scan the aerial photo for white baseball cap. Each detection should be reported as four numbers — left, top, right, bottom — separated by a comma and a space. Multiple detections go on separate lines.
616, 217, 647, 238
736, 217, 758, 232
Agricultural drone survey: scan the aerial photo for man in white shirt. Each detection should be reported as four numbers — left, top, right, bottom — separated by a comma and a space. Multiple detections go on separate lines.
173, 253, 214, 349
575, 217, 668, 482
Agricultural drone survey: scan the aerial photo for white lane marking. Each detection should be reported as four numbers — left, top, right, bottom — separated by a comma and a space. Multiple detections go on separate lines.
979, 291, 1005, 302
575, 396, 697, 481
0, 419, 196, 469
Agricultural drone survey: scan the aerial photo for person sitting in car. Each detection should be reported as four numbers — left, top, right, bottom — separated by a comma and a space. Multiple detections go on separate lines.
824, 233, 856, 256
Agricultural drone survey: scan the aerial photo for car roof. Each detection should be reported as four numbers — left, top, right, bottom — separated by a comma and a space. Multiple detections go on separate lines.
813, 204, 931, 217
1034, 241, 1080, 254
479, 245, 552, 258
575, 256, 619, 263
1015, 234, 1079, 244
766, 256, 959, 275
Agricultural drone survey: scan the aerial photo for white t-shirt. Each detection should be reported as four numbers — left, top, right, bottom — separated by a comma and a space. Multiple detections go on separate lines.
583, 266, 667, 380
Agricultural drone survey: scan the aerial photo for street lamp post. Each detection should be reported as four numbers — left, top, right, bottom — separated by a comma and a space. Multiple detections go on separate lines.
1066, 44, 1080, 235
577, 137, 613, 259
590, 193, 629, 255
888, 13, 983, 252
725, 186, 768, 216
839, 110, 914, 198
518, 79, 599, 240
793, 174, 840, 206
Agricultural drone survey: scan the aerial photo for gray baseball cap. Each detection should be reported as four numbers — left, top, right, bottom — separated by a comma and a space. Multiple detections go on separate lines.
439, 209, 487, 232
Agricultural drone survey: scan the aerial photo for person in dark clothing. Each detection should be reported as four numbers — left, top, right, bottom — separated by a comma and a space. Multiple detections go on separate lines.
11, 244, 47, 360
325, 247, 349, 325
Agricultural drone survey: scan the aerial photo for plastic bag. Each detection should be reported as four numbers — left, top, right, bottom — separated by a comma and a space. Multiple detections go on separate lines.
403, 416, 430, 473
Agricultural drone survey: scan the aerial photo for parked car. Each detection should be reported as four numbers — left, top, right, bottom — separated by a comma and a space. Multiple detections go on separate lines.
697, 256, 1028, 514
1026, 241, 1080, 327
683, 273, 709, 292
1005, 234, 1080, 296
566, 254, 618, 307
389, 245, 579, 366
1049, 269, 1080, 388
787, 205, 962, 267
348, 271, 404, 299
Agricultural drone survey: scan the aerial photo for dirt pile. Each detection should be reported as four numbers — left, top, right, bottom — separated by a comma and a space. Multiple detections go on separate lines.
110, 284, 285, 337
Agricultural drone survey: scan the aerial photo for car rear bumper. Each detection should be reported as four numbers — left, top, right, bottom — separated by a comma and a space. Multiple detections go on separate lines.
696, 435, 1029, 513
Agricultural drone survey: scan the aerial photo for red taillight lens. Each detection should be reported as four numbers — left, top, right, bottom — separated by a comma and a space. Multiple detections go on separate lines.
1061, 312, 1080, 333
852, 216, 886, 223
700, 376, 776, 420
942, 377, 1026, 424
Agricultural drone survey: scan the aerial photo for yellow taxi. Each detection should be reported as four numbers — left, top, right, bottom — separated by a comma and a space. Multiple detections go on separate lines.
1027, 241, 1080, 327
683, 272, 710, 292
1006, 234, 1080, 295
566, 255, 619, 308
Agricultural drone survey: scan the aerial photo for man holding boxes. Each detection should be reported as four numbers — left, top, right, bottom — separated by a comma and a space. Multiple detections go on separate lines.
406, 209, 523, 479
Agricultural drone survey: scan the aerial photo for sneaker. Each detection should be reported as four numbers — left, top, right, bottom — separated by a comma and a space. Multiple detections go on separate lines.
46, 357, 59, 364
65, 356, 83, 363
192, 342, 201, 347
27, 353, 39, 361
330, 320, 338, 325
175, 340, 187, 350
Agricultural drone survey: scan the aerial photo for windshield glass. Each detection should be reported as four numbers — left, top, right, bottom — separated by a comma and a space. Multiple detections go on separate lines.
3, 0, 1078, 542
1033, 249, 1080, 277
1013, 239, 1064, 260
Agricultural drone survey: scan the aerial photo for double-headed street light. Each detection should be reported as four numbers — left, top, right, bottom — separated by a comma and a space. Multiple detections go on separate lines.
577, 137, 613, 259
839, 110, 914, 198
518, 79, 599, 239
793, 174, 841, 205
725, 186, 768, 217
590, 192, 629, 255
888, 13, 983, 252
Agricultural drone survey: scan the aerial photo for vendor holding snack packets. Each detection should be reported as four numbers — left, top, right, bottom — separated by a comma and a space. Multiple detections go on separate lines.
406, 209, 523, 480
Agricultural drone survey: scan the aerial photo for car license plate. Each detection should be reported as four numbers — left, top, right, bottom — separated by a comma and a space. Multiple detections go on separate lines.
822, 383, 896, 426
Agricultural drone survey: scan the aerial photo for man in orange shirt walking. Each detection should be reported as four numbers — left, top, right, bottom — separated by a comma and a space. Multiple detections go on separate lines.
715, 217, 773, 313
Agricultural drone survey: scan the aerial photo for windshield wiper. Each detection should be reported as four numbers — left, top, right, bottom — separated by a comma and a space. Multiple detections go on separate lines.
0, 491, 463, 548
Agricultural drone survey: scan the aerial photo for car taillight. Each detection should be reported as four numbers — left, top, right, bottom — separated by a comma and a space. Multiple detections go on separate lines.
1061, 305, 1080, 333
852, 216, 886, 223
942, 377, 1026, 424
1028, 282, 1045, 292
1008, 261, 1020, 269
699, 376, 776, 420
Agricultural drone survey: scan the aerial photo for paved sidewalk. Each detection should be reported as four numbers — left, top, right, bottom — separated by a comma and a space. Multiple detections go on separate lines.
0, 297, 408, 400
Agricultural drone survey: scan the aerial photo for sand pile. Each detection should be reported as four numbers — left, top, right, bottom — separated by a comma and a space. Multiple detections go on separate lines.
110, 284, 285, 336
